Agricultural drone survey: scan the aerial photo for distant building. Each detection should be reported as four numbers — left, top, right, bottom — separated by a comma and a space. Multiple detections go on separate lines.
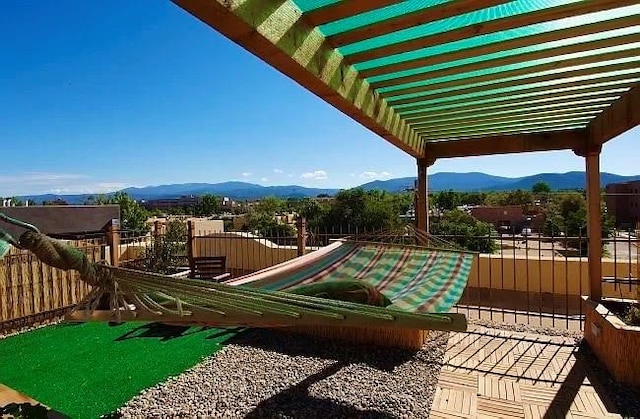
605, 180, 640, 230
142, 195, 202, 211
470, 205, 544, 234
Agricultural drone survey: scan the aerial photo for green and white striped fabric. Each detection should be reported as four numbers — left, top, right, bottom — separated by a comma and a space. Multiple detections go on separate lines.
244, 241, 474, 314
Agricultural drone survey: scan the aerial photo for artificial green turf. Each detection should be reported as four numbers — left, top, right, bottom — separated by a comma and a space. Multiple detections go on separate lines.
0, 322, 237, 418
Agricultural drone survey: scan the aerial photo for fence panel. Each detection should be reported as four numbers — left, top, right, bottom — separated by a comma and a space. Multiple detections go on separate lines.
0, 238, 103, 332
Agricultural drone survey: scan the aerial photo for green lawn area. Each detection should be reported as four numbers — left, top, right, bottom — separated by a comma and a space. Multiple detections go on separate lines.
0, 321, 237, 418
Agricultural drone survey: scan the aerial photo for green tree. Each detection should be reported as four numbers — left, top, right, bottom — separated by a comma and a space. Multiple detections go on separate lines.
432, 190, 460, 211
255, 196, 284, 215
532, 182, 551, 194
316, 188, 405, 232
112, 192, 150, 236
195, 194, 222, 216
459, 192, 487, 206
430, 209, 498, 253
485, 190, 534, 207
542, 192, 614, 252
142, 219, 187, 274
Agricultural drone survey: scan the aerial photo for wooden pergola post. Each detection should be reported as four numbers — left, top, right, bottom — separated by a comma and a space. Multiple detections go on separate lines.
416, 157, 435, 235
575, 143, 603, 302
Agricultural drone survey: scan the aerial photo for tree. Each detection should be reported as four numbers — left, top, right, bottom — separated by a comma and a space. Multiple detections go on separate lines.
430, 209, 498, 253
432, 190, 460, 211
112, 192, 150, 236
142, 219, 187, 274
485, 190, 534, 207
432, 212, 496, 253
195, 194, 222, 216
542, 192, 614, 252
255, 196, 284, 215
532, 182, 551, 194
314, 188, 406, 233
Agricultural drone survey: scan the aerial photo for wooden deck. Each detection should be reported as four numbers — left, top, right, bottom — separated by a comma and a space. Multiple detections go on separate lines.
433, 326, 622, 418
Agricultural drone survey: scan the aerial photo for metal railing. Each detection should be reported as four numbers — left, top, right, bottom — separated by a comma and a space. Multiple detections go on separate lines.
190, 227, 638, 331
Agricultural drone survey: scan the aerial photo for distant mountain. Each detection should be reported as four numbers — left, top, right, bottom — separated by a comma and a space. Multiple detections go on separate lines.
360, 172, 640, 193
359, 172, 514, 193
493, 172, 640, 192
13, 172, 640, 204
122, 182, 338, 201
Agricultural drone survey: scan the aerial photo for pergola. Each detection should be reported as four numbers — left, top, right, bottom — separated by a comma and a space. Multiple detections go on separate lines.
172, 0, 639, 302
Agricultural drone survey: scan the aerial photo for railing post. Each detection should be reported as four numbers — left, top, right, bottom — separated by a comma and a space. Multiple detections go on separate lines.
297, 217, 307, 257
153, 220, 162, 238
107, 218, 120, 267
187, 219, 195, 267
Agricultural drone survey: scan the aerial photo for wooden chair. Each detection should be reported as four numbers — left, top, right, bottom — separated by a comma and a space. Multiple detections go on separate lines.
190, 256, 231, 282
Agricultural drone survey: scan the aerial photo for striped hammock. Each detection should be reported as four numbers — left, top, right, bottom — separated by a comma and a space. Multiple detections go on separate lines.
65, 237, 475, 332
229, 240, 474, 314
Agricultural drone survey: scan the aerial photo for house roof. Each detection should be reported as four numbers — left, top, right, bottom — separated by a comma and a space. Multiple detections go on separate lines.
172, 0, 639, 159
0, 206, 120, 239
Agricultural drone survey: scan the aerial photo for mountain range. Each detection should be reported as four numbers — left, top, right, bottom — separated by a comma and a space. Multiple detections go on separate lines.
15, 172, 640, 204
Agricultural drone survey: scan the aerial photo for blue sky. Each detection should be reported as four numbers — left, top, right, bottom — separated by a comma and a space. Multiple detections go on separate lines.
1, 1, 638, 196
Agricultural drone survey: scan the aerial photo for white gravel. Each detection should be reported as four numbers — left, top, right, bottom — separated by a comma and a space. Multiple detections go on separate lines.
117, 329, 449, 418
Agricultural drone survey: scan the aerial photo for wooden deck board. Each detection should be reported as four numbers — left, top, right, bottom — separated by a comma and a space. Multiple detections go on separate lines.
436, 326, 623, 419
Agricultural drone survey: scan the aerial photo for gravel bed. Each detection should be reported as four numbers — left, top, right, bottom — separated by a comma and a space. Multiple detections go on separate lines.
468, 318, 583, 341
574, 343, 640, 418
116, 329, 449, 418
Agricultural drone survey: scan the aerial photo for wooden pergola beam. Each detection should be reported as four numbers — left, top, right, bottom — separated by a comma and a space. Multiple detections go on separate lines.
425, 129, 585, 159
394, 84, 630, 115
172, 0, 424, 157
409, 103, 609, 128
305, 0, 402, 27
346, 0, 635, 64
399, 90, 622, 121
329, 0, 508, 47
372, 44, 640, 91
359, 14, 639, 78
386, 70, 639, 107
376, 33, 638, 94
588, 83, 640, 145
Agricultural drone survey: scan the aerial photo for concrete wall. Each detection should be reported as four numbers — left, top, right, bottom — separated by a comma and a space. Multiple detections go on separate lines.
194, 232, 298, 275
467, 254, 638, 299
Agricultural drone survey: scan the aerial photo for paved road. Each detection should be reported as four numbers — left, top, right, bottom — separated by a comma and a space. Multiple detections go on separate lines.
605, 234, 639, 261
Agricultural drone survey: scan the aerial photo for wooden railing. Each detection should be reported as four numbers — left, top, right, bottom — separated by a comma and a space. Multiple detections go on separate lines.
0, 239, 104, 332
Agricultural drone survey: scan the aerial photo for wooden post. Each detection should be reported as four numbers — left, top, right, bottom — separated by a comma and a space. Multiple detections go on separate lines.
107, 219, 120, 267
585, 147, 603, 302
416, 157, 434, 235
153, 220, 162, 238
187, 220, 195, 272
297, 217, 307, 257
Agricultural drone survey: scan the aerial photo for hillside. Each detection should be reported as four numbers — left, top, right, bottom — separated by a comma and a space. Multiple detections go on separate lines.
14, 171, 640, 204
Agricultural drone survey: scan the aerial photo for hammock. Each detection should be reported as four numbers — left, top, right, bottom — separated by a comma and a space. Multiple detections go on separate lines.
1, 214, 474, 333
227, 240, 473, 315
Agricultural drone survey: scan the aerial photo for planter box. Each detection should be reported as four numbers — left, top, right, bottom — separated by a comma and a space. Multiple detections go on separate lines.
583, 296, 640, 387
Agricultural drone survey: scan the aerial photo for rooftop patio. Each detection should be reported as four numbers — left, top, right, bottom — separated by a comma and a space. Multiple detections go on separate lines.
1, 0, 639, 417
